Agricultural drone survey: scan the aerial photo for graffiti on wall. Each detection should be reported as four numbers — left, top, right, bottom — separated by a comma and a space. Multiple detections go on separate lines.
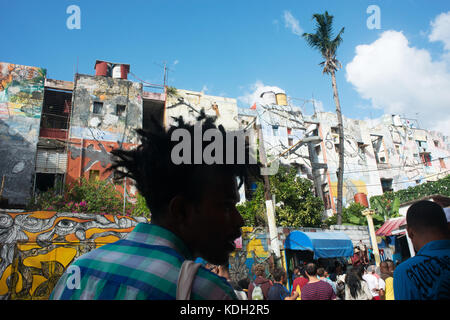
0, 210, 284, 299
0, 63, 46, 205
70, 74, 143, 144
0, 210, 148, 300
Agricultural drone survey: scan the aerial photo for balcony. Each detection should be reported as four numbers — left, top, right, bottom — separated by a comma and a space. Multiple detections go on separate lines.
39, 128, 68, 140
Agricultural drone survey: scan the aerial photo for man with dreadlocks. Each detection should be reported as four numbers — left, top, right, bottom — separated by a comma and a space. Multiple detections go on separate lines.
51, 111, 260, 300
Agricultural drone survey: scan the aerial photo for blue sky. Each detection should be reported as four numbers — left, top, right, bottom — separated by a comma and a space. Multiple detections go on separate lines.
2, 0, 450, 133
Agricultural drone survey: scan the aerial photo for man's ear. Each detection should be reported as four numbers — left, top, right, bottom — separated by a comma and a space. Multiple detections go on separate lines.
167, 195, 189, 224
406, 226, 414, 241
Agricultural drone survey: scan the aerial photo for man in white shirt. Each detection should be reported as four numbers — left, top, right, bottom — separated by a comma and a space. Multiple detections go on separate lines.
362, 265, 385, 300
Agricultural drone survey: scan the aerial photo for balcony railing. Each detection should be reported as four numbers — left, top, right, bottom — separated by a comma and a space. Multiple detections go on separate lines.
39, 128, 68, 140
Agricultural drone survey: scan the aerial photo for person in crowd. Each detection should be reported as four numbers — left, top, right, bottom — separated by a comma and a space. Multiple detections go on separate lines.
247, 264, 273, 300
381, 260, 395, 300
217, 264, 247, 300
363, 265, 385, 300
394, 200, 450, 300
238, 278, 250, 296
344, 265, 372, 300
291, 266, 309, 299
292, 266, 301, 283
51, 112, 260, 300
329, 261, 344, 282
351, 247, 362, 267
362, 245, 369, 266
317, 267, 337, 294
301, 263, 336, 300
267, 268, 299, 300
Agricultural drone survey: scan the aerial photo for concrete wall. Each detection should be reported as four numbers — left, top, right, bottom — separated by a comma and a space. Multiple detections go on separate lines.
70, 74, 143, 144
66, 74, 143, 193
165, 89, 240, 130
0, 63, 46, 206
368, 114, 450, 191
312, 112, 384, 210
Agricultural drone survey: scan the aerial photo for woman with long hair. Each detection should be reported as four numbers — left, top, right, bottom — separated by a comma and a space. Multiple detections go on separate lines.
344, 265, 372, 300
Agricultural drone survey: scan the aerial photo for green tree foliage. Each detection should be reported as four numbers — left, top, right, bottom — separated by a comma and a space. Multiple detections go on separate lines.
323, 202, 385, 228
369, 174, 450, 212
237, 166, 324, 228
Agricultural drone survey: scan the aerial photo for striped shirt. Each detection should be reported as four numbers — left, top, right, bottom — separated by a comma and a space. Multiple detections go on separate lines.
50, 223, 238, 300
301, 280, 336, 300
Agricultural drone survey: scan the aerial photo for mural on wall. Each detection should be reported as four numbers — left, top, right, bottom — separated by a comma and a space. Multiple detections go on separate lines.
0, 210, 148, 300
70, 74, 143, 144
0, 62, 46, 206
65, 139, 136, 196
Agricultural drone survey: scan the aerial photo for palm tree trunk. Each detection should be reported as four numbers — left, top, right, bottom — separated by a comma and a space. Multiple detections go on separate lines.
331, 71, 344, 225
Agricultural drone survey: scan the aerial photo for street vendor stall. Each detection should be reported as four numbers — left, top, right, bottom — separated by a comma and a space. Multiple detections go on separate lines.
284, 231, 354, 290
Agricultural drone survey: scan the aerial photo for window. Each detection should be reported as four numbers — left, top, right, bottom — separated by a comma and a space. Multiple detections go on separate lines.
420, 153, 432, 166
288, 138, 293, 146
440, 158, 446, 169
93, 101, 103, 114
334, 143, 340, 153
331, 127, 339, 134
89, 170, 100, 181
380, 179, 393, 193
434, 140, 440, 148
272, 125, 279, 136
315, 145, 321, 156
116, 104, 126, 117
394, 144, 400, 154
312, 128, 319, 137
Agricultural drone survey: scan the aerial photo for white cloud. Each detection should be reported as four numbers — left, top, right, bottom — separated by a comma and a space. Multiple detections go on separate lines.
429, 11, 450, 51
173, 60, 179, 66
237, 81, 286, 107
345, 30, 450, 136
283, 11, 303, 37
201, 85, 208, 93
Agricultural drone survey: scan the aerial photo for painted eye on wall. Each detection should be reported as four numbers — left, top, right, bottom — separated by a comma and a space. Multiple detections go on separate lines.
55, 219, 78, 233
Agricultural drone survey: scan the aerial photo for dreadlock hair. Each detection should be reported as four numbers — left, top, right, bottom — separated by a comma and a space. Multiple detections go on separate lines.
109, 110, 261, 222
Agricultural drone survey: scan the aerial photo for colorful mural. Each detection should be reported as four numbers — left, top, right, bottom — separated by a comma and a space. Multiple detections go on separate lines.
0, 62, 46, 206
0, 210, 148, 300
0, 210, 279, 300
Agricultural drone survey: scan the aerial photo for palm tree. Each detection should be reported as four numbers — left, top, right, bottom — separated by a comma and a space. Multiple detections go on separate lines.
303, 11, 345, 224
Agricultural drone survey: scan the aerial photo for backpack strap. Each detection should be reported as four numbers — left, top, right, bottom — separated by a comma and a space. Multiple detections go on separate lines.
176, 260, 201, 300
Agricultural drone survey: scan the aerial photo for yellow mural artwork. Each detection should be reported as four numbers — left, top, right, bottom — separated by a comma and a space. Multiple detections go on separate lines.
330, 179, 368, 202
0, 211, 149, 300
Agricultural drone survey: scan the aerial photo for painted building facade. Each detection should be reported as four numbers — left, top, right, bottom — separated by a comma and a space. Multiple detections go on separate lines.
0, 63, 46, 206
237, 86, 450, 218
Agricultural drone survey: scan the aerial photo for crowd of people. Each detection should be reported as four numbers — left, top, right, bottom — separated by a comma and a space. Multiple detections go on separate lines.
207, 200, 449, 300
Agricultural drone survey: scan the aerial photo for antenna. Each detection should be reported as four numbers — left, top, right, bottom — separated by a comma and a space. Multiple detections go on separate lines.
311, 93, 317, 115
154, 61, 171, 87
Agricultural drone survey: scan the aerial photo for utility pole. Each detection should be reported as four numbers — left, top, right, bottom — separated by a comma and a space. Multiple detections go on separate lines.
257, 125, 282, 268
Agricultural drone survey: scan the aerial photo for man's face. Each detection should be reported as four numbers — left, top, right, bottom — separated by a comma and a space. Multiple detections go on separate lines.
185, 170, 243, 265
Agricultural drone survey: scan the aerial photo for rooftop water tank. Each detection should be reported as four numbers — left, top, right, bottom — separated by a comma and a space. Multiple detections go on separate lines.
276, 93, 287, 106
261, 91, 276, 105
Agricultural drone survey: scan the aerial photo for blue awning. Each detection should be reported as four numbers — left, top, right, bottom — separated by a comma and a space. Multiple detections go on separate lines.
284, 231, 354, 258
